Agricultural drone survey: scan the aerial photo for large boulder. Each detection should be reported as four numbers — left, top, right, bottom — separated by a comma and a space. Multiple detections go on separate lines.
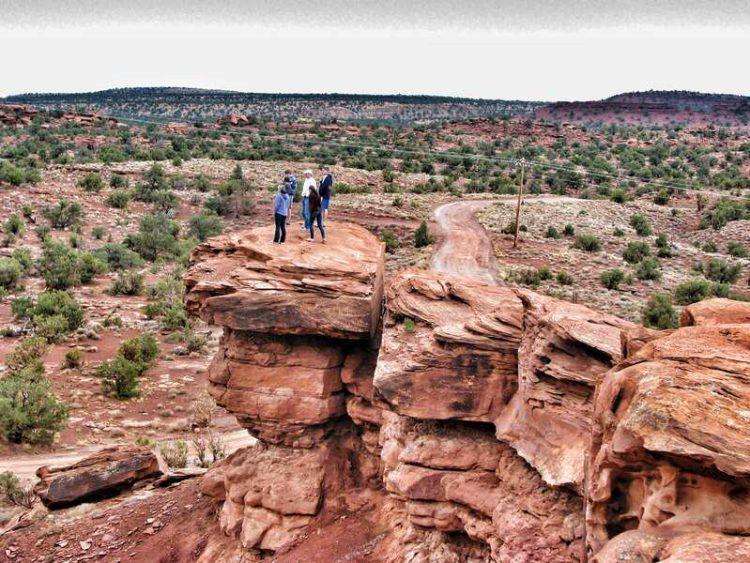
587, 324, 750, 559
34, 446, 164, 508
185, 223, 384, 340
374, 269, 523, 421
680, 297, 750, 327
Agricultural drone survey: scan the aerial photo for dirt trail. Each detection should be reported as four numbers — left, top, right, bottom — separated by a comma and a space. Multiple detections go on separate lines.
432, 200, 497, 283
4, 429, 256, 481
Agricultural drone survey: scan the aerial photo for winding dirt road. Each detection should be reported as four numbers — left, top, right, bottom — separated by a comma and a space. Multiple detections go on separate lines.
432, 200, 496, 283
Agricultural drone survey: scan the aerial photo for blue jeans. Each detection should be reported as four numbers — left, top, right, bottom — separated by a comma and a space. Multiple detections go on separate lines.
309, 210, 325, 240
301, 196, 310, 229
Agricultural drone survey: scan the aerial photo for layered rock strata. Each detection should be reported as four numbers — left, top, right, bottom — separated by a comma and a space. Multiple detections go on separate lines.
186, 224, 750, 562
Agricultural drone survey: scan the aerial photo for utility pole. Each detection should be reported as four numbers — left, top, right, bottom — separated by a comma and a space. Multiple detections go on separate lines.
513, 158, 526, 248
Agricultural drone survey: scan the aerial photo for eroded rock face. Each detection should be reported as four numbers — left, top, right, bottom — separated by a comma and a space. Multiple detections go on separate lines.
374, 269, 523, 421
496, 290, 638, 491
34, 446, 164, 508
185, 223, 384, 340
587, 324, 750, 559
680, 297, 750, 327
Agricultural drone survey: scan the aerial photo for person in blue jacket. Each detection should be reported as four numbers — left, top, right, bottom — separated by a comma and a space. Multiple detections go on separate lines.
272, 185, 290, 243
319, 167, 333, 218
284, 170, 297, 225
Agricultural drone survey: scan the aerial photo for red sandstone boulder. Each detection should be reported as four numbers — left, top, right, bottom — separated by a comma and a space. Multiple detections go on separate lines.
34, 446, 164, 508
587, 324, 750, 559
185, 223, 384, 341
680, 297, 750, 327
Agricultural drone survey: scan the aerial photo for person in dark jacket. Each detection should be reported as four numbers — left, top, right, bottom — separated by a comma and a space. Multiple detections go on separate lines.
272, 185, 290, 243
307, 184, 326, 243
319, 168, 333, 218
284, 170, 297, 225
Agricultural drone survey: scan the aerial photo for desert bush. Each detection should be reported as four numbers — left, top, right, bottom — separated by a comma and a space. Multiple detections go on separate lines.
119, 334, 159, 366
0, 258, 22, 290
635, 257, 662, 281
42, 199, 83, 229
705, 258, 743, 284
653, 189, 670, 205
92, 242, 144, 270
11, 247, 33, 274
188, 212, 223, 242
702, 241, 718, 253
5, 337, 48, 374
4, 214, 24, 238
192, 174, 212, 192
563, 224, 575, 236
727, 241, 748, 258
556, 271, 574, 285
0, 368, 68, 445
14, 290, 84, 342
642, 293, 678, 329
0, 471, 34, 508
63, 349, 83, 369
545, 226, 560, 239
78, 172, 103, 193
105, 189, 131, 209
629, 213, 652, 236
192, 430, 226, 468
124, 213, 180, 261
623, 241, 650, 263
613, 227, 625, 237
610, 189, 628, 203
380, 229, 399, 253
403, 317, 416, 333
110, 174, 128, 188
107, 271, 144, 295
600, 269, 625, 290
674, 278, 711, 305
158, 439, 188, 468
92, 226, 105, 240
700, 197, 746, 230
573, 233, 601, 252
414, 221, 433, 248
38, 241, 101, 289
78, 252, 107, 283
98, 355, 142, 399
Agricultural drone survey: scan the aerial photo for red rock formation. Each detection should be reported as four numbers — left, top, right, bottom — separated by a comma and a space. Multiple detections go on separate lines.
587, 323, 750, 560
680, 297, 750, 326
0, 104, 38, 127
34, 446, 164, 508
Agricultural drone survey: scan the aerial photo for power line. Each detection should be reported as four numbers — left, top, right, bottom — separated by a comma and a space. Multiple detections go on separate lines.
105, 113, 748, 202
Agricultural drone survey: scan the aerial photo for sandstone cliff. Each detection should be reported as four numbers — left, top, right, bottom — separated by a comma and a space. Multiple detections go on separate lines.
184, 224, 750, 562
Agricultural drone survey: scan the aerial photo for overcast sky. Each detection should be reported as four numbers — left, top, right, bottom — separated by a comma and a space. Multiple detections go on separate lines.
1, 1, 748, 100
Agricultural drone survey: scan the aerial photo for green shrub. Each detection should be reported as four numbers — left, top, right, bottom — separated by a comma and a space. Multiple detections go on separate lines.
17, 290, 85, 341
556, 271, 574, 285
573, 234, 601, 252
623, 241, 650, 264
414, 221, 433, 248
701, 197, 746, 230
713, 283, 731, 297
92, 243, 144, 270
63, 349, 83, 369
119, 334, 159, 366
674, 278, 711, 305
42, 199, 84, 229
11, 247, 33, 274
92, 226, 105, 240
545, 226, 560, 239
727, 241, 748, 258
380, 229, 399, 253
610, 189, 628, 203
653, 190, 670, 205
192, 175, 212, 192
705, 258, 743, 284
78, 172, 104, 192
188, 212, 223, 242
110, 174, 129, 188
613, 227, 625, 237
0, 258, 22, 290
105, 189, 131, 209
636, 257, 662, 281
158, 439, 188, 468
600, 269, 625, 290
508, 268, 541, 287
124, 213, 180, 261
563, 224, 575, 236
702, 241, 718, 253
642, 294, 678, 329
0, 368, 68, 444
5, 337, 48, 374
99, 356, 142, 399
108, 271, 144, 295
78, 252, 107, 283
161, 304, 189, 331
629, 213, 652, 236
403, 317, 416, 333
4, 214, 24, 238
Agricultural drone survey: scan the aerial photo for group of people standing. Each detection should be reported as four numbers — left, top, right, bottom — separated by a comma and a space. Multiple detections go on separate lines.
273, 167, 333, 244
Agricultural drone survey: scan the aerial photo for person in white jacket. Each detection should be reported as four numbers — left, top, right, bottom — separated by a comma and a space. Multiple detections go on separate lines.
301, 169, 316, 231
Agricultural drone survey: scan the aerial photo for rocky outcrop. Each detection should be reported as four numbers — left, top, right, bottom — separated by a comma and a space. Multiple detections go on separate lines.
587, 323, 750, 560
34, 446, 164, 508
0, 104, 38, 128
185, 224, 385, 551
186, 223, 750, 562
